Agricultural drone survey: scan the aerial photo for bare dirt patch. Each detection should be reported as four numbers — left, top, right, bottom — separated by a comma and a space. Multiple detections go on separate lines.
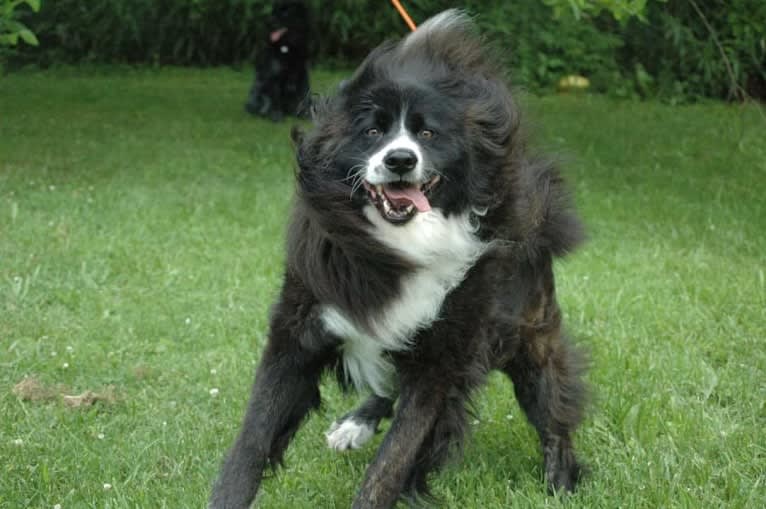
13, 376, 118, 408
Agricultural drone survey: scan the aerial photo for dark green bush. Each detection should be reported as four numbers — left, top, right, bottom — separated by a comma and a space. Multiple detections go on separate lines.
9, 0, 622, 90
463, 0, 623, 93
621, 0, 766, 101
7, 0, 766, 101
15, 0, 272, 66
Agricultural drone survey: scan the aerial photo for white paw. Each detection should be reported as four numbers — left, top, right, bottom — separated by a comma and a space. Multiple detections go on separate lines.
325, 418, 375, 451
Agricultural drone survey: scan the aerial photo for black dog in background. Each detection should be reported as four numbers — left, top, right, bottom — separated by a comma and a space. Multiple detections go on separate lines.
244, 1, 310, 121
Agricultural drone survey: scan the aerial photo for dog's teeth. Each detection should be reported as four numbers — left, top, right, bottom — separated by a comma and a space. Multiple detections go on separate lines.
383, 199, 391, 214
376, 185, 383, 194
406, 204, 414, 213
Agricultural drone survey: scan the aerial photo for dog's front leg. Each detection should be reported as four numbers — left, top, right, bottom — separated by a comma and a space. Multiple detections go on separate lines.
351, 374, 445, 509
209, 292, 338, 509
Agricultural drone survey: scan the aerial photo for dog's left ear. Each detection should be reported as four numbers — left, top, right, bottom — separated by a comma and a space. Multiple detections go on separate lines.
290, 126, 305, 147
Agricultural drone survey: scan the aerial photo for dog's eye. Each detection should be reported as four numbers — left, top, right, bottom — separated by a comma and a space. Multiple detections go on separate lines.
366, 128, 382, 137
418, 129, 434, 140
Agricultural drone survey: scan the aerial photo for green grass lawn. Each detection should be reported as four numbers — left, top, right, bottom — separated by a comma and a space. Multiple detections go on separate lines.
1, 67, 764, 509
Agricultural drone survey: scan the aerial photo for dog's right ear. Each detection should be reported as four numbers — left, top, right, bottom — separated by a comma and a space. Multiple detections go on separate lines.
290, 126, 305, 147
339, 39, 397, 96
291, 126, 307, 179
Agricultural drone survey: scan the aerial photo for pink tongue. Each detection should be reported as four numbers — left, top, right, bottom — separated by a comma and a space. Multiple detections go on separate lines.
270, 28, 287, 43
382, 185, 431, 212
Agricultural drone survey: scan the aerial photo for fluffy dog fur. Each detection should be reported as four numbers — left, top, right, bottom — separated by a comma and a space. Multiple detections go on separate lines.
211, 10, 588, 509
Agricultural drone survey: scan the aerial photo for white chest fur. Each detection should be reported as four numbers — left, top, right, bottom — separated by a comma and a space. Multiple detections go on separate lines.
321, 207, 486, 396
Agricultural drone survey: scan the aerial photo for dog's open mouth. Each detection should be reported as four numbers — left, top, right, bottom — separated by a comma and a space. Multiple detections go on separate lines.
362, 176, 440, 224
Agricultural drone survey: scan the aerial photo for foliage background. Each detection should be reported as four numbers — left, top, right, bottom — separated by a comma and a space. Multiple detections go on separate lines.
3, 0, 766, 100
0, 0, 40, 48
5, 0, 766, 102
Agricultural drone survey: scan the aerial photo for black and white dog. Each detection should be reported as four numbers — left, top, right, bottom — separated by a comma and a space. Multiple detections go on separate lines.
211, 10, 587, 508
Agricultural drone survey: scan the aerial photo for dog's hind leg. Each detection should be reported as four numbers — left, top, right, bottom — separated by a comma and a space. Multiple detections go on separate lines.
351, 369, 476, 509
325, 394, 395, 451
400, 388, 471, 499
501, 270, 588, 493
209, 287, 338, 509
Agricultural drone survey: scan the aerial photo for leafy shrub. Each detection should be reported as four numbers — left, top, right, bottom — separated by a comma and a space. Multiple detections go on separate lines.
464, 0, 623, 93
13, 0, 272, 66
0, 0, 41, 71
620, 0, 766, 101
1, 0, 40, 46
7, 0, 766, 101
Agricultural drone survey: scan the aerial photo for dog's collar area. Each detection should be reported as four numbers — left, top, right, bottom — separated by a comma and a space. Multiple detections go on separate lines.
362, 176, 440, 224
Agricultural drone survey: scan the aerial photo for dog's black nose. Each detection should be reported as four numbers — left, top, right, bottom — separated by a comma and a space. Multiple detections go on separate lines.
383, 149, 418, 174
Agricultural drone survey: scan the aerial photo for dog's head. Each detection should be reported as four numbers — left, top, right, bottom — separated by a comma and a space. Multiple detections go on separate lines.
295, 10, 519, 228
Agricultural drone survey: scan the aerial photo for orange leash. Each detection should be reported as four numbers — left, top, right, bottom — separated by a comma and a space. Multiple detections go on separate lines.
391, 0, 417, 32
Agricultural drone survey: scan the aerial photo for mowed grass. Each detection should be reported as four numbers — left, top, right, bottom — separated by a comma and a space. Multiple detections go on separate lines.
1, 67, 764, 509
